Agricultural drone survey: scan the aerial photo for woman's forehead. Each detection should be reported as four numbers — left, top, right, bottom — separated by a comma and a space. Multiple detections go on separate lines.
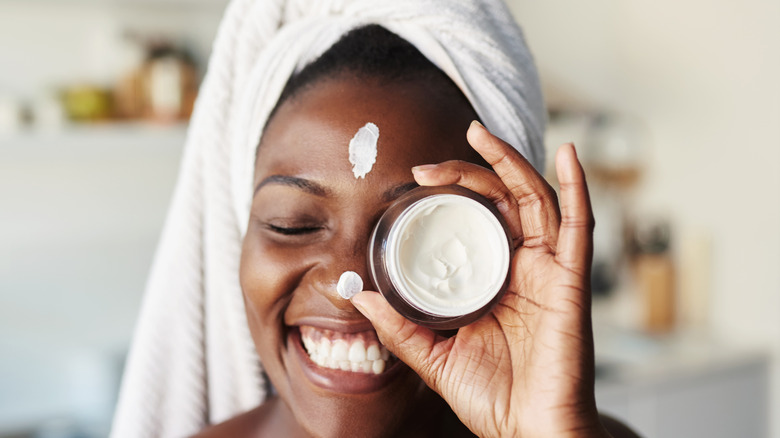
255, 77, 477, 181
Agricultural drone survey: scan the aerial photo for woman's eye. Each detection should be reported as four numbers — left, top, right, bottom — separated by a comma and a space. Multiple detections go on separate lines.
265, 224, 324, 236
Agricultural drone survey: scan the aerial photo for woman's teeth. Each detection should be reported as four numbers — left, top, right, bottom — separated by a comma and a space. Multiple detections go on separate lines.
300, 326, 392, 374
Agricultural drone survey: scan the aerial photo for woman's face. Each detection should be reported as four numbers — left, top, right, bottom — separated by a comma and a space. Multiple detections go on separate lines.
240, 75, 478, 437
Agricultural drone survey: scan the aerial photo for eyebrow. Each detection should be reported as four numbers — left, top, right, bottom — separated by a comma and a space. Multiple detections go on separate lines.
254, 175, 329, 197
254, 175, 419, 202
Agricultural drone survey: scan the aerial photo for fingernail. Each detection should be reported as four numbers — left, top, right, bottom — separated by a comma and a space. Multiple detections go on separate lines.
412, 164, 438, 173
470, 120, 485, 130
559, 142, 577, 160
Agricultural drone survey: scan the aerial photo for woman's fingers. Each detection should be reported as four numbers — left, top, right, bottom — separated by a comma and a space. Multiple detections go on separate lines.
350, 291, 451, 390
412, 160, 523, 245
466, 121, 561, 251
553, 144, 595, 276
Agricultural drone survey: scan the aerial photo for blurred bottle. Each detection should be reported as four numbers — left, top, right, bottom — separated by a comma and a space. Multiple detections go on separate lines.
141, 42, 198, 123
113, 32, 146, 121
0, 95, 23, 133
631, 219, 676, 334
114, 38, 198, 123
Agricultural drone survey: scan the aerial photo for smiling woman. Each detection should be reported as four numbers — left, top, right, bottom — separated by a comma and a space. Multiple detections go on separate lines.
111, 1, 637, 437
232, 32, 482, 434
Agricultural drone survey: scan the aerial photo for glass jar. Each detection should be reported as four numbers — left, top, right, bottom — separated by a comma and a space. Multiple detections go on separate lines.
368, 185, 513, 329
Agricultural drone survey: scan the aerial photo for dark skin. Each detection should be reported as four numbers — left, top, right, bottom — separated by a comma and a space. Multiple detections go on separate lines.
195, 74, 639, 437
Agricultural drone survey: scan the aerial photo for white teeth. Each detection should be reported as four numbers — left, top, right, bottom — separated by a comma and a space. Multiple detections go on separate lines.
348, 341, 366, 362
372, 359, 385, 374
300, 327, 393, 375
303, 336, 315, 353
318, 339, 331, 358
331, 340, 349, 361
366, 344, 380, 361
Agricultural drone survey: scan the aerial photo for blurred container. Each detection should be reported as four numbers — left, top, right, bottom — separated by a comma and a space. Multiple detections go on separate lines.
0, 96, 24, 133
31, 94, 66, 130
114, 71, 144, 120
636, 253, 676, 333
632, 220, 676, 334
60, 86, 113, 122
140, 43, 198, 123
581, 113, 646, 189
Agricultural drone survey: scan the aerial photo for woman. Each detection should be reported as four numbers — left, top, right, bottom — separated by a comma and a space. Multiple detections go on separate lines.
112, 1, 637, 437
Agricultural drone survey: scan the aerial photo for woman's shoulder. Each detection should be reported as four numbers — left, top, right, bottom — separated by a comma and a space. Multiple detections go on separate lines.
190, 396, 478, 438
191, 403, 271, 438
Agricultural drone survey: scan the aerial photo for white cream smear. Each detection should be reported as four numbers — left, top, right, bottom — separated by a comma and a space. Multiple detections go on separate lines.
337, 271, 363, 299
387, 195, 510, 317
348, 122, 379, 179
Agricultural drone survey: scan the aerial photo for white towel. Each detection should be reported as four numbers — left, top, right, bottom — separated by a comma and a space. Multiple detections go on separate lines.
110, 0, 545, 436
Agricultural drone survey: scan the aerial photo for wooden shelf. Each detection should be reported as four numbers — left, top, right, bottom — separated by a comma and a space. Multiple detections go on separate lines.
1, 122, 188, 151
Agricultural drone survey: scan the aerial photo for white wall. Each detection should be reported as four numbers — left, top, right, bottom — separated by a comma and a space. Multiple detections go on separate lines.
0, 1, 225, 434
507, 0, 780, 435
0, 128, 185, 433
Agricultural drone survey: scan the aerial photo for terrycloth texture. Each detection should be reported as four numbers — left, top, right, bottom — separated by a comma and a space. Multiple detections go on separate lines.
110, 0, 545, 437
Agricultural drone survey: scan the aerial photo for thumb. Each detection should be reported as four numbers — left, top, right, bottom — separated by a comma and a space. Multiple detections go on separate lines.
351, 291, 451, 389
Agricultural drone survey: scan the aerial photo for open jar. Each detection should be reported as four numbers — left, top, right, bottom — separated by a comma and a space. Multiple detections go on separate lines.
368, 185, 513, 330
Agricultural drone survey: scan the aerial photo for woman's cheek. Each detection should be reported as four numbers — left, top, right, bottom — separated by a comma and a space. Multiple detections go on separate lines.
240, 234, 314, 320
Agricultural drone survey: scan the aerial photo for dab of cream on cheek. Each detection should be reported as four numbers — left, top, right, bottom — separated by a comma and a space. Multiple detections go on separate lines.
348, 122, 379, 179
387, 195, 510, 317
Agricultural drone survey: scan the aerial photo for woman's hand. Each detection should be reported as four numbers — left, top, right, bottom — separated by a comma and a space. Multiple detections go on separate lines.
351, 121, 607, 438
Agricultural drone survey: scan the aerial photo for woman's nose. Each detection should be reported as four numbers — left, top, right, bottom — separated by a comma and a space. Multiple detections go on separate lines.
318, 229, 375, 308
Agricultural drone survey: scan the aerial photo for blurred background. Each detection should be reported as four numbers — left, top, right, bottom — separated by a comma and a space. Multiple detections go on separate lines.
0, 0, 777, 437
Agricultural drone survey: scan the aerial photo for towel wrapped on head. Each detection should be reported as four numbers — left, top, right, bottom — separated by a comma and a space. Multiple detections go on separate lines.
111, 0, 545, 436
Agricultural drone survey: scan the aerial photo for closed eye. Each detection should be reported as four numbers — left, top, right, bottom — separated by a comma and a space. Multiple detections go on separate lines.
265, 224, 324, 235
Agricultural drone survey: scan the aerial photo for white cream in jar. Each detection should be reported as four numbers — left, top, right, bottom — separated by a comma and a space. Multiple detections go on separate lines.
368, 185, 512, 329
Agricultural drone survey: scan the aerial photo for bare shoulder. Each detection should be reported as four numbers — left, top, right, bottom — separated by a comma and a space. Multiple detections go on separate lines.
191, 403, 272, 438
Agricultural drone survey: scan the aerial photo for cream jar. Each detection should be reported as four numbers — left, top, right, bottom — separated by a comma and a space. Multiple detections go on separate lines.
368, 185, 513, 329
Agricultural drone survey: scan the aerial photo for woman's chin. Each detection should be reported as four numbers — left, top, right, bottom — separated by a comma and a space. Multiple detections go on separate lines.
274, 326, 431, 436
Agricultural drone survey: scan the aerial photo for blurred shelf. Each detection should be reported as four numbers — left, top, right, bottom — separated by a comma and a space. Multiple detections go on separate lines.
0, 120, 187, 245
0, 122, 189, 153
594, 329, 770, 438
594, 329, 769, 384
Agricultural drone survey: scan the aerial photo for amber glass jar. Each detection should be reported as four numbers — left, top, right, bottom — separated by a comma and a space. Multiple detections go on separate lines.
368, 185, 513, 329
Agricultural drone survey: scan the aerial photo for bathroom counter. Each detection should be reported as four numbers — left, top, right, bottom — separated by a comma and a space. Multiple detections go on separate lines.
593, 328, 770, 438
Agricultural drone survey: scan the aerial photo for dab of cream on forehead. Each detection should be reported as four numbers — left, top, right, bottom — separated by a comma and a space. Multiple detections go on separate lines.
348, 122, 379, 179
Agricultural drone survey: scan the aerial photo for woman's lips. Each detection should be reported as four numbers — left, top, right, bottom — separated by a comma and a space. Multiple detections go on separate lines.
289, 325, 406, 394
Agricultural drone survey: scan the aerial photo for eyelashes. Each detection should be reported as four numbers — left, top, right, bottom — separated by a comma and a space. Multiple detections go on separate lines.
265, 224, 324, 236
